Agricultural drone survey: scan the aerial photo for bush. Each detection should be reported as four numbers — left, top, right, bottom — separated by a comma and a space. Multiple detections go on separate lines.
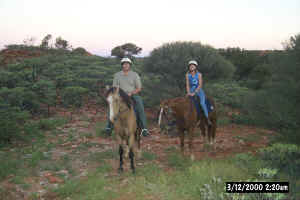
205, 81, 251, 108
0, 101, 29, 144
258, 143, 300, 177
232, 86, 299, 130
144, 41, 236, 91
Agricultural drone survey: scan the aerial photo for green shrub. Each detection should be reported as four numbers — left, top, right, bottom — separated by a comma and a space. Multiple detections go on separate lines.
0, 101, 29, 143
205, 81, 251, 108
167, 153, 192, 170
258, 143, 300, 177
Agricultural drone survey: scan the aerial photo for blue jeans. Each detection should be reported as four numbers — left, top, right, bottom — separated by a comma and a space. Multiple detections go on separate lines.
194, 89, 209, 118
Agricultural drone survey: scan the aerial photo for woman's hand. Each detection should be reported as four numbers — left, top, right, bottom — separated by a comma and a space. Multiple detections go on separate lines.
187, 92, 195, 96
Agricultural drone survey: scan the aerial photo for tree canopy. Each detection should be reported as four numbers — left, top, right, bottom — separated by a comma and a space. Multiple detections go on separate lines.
111, 43, 142, 59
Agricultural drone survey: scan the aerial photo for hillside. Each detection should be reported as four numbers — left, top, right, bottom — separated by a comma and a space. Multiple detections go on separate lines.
0, 39, 300, 199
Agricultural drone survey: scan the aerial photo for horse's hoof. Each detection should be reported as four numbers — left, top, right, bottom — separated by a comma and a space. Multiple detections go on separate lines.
190, 154, 195, 161
137, 150, 142, 159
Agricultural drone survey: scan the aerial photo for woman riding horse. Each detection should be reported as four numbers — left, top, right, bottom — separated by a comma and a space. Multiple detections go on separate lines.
158, 60, 217, 159
186, 60, 212, 125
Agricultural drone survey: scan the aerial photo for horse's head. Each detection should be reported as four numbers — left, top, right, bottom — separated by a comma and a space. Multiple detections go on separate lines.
158, 99, 174, 126
106, 86, 133, 123
106, 87, 121, 123
158, 97, 188, 126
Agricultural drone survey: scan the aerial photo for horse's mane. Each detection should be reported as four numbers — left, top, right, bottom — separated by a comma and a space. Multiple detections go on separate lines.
106, 87, 132, 109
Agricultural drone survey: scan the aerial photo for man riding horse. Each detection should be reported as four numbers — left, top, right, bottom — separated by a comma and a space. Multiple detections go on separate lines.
104, 58, 149, 137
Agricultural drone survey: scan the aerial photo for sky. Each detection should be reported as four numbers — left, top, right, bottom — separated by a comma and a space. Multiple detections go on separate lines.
0, 0, 299, 56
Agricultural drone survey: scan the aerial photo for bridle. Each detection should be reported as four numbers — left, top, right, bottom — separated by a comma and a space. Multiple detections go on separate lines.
158, 104, 172, 126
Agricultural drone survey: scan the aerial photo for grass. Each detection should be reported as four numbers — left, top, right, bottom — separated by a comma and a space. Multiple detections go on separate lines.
27, 150, 48, 167
95, 162, 113, 174
0, 152, 22, 181
87, 149, 117, 163
166, 152, 192, 170
38, 116, 68, 131
217, 116, 232, 127
233, 133, 263, 143
40, 161, 63, 172
53, 149, 297, 200
95, 121, 114, 139
53, 172, 118, 200
164, 146, 177, 153
53, 158, 252, 200
141, 151, 157, 161
2, 135, 299, 200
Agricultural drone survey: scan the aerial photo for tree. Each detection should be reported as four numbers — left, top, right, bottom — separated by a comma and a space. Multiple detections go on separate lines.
111, 43, 142, 59
40, 34, 52, 49
144, 41, 236, 91
72, 47, 87, 55
61, 86, 88, 120
0, 99, 29, 144
55, 36, 71, 50
31, 80, 56, 116
249, 63, 272, 89
23, 37, 36, 46
284, 34, 300, 63
218, 47, 266, 81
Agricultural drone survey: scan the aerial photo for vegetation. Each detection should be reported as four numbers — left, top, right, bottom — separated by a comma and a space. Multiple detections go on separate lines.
111, 43, 142, 60
0, 33, 299, 199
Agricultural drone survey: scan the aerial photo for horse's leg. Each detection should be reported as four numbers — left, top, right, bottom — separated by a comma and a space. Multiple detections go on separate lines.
208, 124, 212, 145
188, 127, 195, 161
128, 132, 136, 174
136, 128, 142, 159
199, 118, 207, 143
129, 147, 135, 174
210, 116, 217, 150
118, 145, 124, 173
178, 128, 185, 155
116, 135, 124, 173
207, 116, 216, 145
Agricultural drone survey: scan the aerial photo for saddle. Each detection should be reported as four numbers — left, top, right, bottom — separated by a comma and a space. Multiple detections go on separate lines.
190, 95, 214, 119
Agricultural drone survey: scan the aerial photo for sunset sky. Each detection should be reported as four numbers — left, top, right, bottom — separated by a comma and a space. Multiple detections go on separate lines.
1, 0, 299, 56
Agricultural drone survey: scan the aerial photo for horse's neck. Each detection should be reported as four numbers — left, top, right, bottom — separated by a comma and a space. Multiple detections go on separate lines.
171, 97, 192, 115
119, 100, 133, 117
120, 100, 130, 110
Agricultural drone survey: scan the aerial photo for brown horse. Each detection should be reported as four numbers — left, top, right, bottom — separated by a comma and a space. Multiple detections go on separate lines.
158, 96, 217, 160
106, 86, 141, 173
